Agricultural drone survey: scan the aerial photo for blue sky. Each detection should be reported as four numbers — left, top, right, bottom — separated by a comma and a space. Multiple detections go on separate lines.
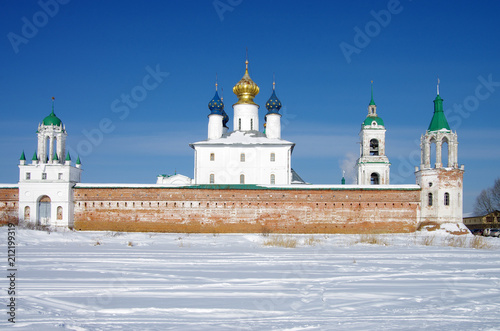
1, 0, 499, 213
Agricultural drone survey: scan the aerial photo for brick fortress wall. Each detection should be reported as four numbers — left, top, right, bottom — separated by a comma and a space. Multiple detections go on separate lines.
73, 186, 421, 233
0, 188, 19, 225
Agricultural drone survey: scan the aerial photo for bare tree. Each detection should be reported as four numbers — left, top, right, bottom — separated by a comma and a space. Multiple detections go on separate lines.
474, 178, 500, 215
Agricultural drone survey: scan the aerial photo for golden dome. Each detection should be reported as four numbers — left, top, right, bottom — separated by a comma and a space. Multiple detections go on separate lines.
233, 60, 259, 106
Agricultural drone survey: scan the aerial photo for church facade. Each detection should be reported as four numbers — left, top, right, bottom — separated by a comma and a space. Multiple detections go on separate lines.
0, 61, 464, 233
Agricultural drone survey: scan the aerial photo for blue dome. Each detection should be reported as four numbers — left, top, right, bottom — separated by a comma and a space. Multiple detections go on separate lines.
265, 88, 282, 114
208, 91, 224, 115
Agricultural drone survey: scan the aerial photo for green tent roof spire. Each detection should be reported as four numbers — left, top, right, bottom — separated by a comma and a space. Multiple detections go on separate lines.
76, 156, 81, 165
65, 152, 71, 161
427, 79, 451, 132
32, 151, 38, 161
53, 152, 59, 161
20, 151, 26, 161
369, 80, 375, 106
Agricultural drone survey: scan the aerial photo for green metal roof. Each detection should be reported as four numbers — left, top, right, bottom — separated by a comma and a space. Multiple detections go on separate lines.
76, 156, 81, 165
363, 116, 384, 126
32, 151, 38, 161
42, 100, 62, 126
65, 152, 71, 161
43, 112, 62, 126
20, 151, 26, 161
428, 94, 450, 131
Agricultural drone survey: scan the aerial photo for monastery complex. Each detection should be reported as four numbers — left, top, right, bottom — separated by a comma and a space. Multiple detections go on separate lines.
0, 60, 465, 233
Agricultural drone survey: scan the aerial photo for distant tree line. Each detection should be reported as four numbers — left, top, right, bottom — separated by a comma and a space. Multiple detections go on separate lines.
474, 178, 500, 215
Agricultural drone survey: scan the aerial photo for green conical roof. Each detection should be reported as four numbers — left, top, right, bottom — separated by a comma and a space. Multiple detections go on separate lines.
76, 156, 81, 165
428, 94, 450, 131
369, 81, 375, 106
53, 152, 59, 161
65, 152, 71, 161
20, 151, 26, 161
32, 151, 38, 161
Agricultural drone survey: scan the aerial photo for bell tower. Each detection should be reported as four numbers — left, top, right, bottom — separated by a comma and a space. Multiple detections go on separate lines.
356, 82, 391, 185
415, 81, 464, 224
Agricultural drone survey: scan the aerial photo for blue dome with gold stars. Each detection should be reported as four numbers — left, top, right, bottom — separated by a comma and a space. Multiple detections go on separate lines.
208, 91, 224, 115
265, 86, 282, 114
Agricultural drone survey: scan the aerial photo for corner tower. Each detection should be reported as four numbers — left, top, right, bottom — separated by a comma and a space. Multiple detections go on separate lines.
18, 98, 82, 228
356, 82, 391, 185
415, 81, 464, 224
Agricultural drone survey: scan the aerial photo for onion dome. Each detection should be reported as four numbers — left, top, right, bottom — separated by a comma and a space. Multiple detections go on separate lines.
208, 90, 224, 115
233, 60, 259, 106
265, 81, 282, 114
43, 97, 62, 126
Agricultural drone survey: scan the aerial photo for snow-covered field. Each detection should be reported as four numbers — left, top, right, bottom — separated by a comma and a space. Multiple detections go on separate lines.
1, 226, 500, 330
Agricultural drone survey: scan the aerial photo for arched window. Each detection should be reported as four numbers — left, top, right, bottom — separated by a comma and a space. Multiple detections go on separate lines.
24, 206, 30, 220
240, 153, 245, 162
45, 136, 50, 162
240, 174, 245, 184
369, 139, 379, 156
444, 192, 450, 206
270, 153, 275, 162
209, 173, 215, 184
428, 193, 433, 206
270, 174, 275, 184
210, 153, 214, 161
57, 206, 63, 220
370, 173, 379, 185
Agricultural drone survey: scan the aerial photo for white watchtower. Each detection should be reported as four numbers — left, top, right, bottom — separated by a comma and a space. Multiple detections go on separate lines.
415, 82, 464, 224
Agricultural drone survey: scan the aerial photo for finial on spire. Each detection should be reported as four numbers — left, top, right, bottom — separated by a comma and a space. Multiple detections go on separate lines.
51, 96, 55, 114
221, 87, 224, 101
215, 73, 218, 91
273, 73, 276, 91
437, 76, 440, 95
245, 48, 249, 69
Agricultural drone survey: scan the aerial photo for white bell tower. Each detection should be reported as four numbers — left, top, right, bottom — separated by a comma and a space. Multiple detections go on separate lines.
356, 82, 391, 185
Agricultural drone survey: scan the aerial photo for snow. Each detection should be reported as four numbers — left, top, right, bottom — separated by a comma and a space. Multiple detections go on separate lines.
2, 227, 500, 330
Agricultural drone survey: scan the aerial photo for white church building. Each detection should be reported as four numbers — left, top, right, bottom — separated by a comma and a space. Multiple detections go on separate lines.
190, 60, 295, 185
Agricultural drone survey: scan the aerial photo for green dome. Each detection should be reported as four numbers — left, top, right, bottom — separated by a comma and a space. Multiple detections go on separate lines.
43, 111, 62, 126
363, 116, 384, 127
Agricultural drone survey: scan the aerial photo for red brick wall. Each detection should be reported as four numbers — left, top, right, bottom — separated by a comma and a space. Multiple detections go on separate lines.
73, 187, 421, 233
0, 188, 19, 225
